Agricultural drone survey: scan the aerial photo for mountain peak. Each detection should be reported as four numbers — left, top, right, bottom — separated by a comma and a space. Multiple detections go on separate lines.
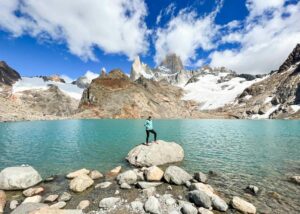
160, 53, 184, 73
0, 60, 21, 86
278, 44, 300, 73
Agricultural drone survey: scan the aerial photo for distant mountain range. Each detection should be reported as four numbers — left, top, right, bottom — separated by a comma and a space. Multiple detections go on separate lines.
0, 44, 299, 121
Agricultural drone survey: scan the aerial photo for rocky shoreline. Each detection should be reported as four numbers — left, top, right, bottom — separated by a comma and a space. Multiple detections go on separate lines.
0, 141, 299, 214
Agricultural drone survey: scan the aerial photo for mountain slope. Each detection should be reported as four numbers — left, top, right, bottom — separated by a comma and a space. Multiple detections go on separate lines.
0, 61, 21, 86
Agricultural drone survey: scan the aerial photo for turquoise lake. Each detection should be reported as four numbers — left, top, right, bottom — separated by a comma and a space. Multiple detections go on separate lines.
0, 119, 299, 178
1, 119, 300, 212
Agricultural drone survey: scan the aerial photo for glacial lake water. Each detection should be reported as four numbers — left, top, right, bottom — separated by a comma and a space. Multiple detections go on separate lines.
0, 119, 300, 212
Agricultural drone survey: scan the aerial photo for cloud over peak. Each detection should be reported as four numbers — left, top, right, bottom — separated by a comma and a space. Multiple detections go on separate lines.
0, 0, 149, 61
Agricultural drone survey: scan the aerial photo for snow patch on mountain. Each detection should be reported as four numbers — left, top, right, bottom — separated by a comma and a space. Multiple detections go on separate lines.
13, 77, 83, 100
182, 73, 263, 110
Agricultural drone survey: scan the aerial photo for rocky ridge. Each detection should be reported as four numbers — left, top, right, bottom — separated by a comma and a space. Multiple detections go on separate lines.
0, 61, 21, 86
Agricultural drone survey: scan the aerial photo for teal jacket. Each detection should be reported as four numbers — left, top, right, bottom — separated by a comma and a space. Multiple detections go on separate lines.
144, 120, 153, 130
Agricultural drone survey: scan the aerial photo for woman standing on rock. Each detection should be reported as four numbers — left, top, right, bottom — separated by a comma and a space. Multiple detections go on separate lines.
144, 116, 158, 146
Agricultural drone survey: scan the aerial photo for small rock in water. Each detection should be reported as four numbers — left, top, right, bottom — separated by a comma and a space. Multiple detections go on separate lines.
231, 196, 256, 214
164, 166, 193, 185
290, 175, 300, 184
50, 201, 67, 209
144, 196, 161, 214
130, 200, 144, 212
194, 172, 208, 183
120, 183, 131, 189
77, 200, 90, 210
89, 170, 103, 180
44, 176, 56, 182
69, 174, 94, 192
107, 166, 122, 177
0, 190, 6, 213
10, 200, 19, 210
22, 195, 42, 204
247, 185, 259, 195
181, 203, 198, 214
99, 197, 121, 209
188, 190, 212, 209
66, 168, 90, 179
58, 192, 72, 202
44, 194, 59, 203
95, 181, 112, 189
211, 195, 228, 212
145, 166, 164, 181
117, 170, 138, 185
198, 207, 214, 214
23, 187, 44, 197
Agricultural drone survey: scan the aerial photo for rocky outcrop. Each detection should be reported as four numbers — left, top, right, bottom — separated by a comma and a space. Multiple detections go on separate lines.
278, 44, 300, 73
0, 166, 42, 190
160, 53, 184, 74
17, 85, 79, 117
130, 56, 153, 81
126, 140, 184, 167
78, 69, 197, 119
224, 44, 300, 119
0, 61, 21, 86
41, 75, 65, 83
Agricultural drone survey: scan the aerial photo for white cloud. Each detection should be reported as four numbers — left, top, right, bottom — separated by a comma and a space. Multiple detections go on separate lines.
246, 0, 285, 17
156, 3, 176, 25
210, 1, 300, 74
0, 0, 149, 61
154, 9, 218, 65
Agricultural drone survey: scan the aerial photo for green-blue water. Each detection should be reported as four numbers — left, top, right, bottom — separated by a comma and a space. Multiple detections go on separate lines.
0, 119, 299, 178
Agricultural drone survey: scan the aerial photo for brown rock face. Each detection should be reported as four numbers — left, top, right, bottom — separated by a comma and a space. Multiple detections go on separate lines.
41, 75, 66, 83
0, 61, 21, 86
78, 69, 196, 118
160, 53, 184, 73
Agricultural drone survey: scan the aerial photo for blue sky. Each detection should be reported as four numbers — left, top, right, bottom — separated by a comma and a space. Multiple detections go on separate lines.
0, 0, 299, 79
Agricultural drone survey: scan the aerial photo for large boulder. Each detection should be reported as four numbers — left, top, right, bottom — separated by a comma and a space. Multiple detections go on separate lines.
126, 140, 184, 167
164, 166, 192, 185
188, 190, 212, 209
116, 170, 137, 185
144, 196, 161, 214
11, 203, 48, 214
69, 174, 94, 192
0, 166, 42, 190
145, 166, 164, 181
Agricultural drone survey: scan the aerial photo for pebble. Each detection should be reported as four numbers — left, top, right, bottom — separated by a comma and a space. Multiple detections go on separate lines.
10, 200, 19, 210
58, 192, 72, 202
22, 195, 42, 204
50, 201, 67, 209
44, 194, 59, 203
95, 182, 112, 189
77, 200, 90, 210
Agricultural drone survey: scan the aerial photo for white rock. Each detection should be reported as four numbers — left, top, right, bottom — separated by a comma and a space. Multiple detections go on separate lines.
69, 174, 94, 192
22, 195, 42, 204
120, 183, 131, 189
23, 187, 44, 197
188, 190, 212, 209
44, 194, 59, 203
145, 166, 164, 181
126, 140, 184, 167
189, 183, 215, 197
30, 207, 83, 214
181, 203, 198, 214
107, 166, 122, 177
95, 182, 112, 189
58, 192, 72, 202
137, 182, 163, 189
50, 201, 66, 209
0, 190, 6, 213
291, 175, 300, 184
211, 195, 228, 212
231, 196, 256, 214
164, 166, 192, 185
117, 170, 137, 185
77, 200, 90, 210
0, 166, 42, 190
198, 207, 214, 214
66, 168, 90, 179
144, 196, 161, 214
99, 197, 121, 209
194, 172, 208, 183
89, 170, 103, 180
10, 200, 19, 210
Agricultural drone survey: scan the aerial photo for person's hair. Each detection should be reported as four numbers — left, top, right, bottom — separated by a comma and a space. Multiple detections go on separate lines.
148, 116, 152, 120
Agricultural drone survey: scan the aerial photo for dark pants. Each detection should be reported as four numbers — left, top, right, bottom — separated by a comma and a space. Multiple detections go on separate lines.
146, 129, 157, 143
